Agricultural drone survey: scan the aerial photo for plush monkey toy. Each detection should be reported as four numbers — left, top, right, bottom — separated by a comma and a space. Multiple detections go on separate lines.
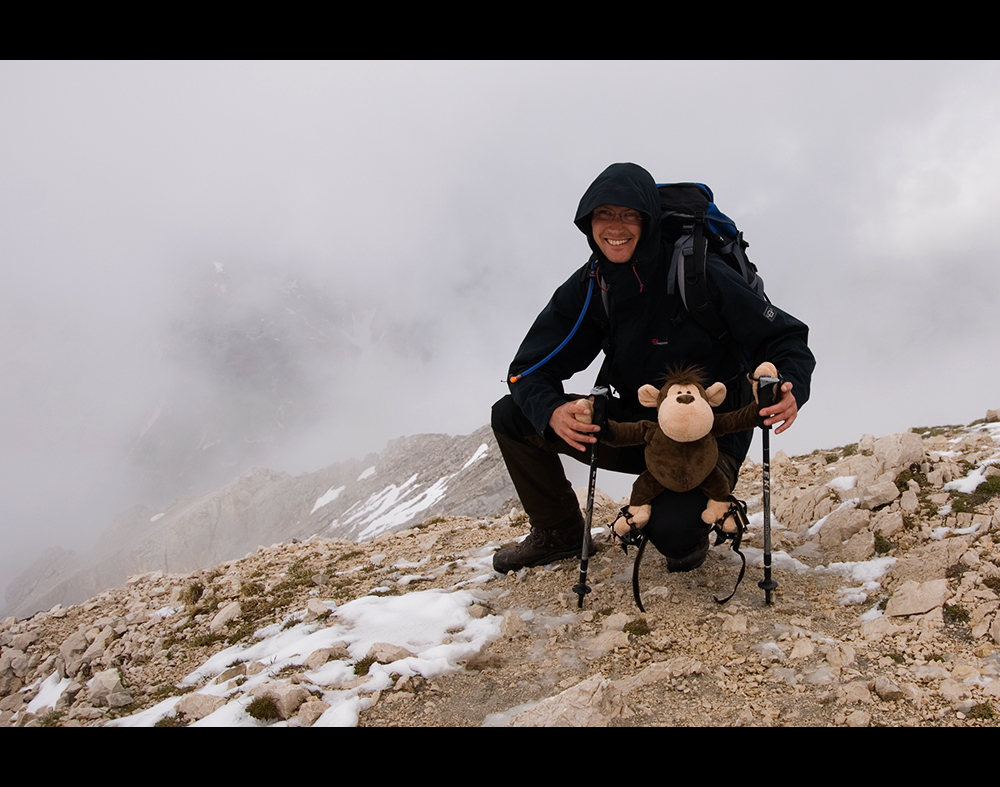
576, 362, 777, 538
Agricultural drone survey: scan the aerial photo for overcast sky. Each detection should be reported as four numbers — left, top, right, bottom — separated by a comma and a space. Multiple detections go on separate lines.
3, 61, 1000, 589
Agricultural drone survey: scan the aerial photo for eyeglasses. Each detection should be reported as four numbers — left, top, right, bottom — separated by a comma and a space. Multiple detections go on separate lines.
592, 208, 642, 226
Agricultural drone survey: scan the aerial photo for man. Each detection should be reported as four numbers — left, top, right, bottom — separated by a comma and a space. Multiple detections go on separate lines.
491, 163, 815, 574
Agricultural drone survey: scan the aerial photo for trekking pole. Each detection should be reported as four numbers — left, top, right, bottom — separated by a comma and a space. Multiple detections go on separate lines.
574, 386, 608, 609
756, 375, 782, 606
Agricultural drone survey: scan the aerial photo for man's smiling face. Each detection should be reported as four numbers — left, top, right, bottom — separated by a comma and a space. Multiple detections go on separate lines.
591, 205, 642, 263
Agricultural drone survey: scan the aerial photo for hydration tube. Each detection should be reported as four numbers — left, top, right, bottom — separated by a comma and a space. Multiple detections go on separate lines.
508, 260, 597, 384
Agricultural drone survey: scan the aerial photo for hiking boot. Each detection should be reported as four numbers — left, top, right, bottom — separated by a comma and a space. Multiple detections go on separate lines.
493, 525, 595, 574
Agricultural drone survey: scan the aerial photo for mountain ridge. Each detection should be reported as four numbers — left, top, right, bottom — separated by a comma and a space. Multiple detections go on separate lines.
2, 425, 515, 620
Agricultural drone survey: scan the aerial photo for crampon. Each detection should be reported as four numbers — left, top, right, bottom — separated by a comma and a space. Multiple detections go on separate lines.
711, 497, 749, 604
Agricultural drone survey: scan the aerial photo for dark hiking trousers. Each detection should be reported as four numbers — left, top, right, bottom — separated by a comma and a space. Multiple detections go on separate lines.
491, 394, 742, 564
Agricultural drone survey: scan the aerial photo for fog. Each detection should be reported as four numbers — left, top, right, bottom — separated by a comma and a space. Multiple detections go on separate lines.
3, 61, 1000, 595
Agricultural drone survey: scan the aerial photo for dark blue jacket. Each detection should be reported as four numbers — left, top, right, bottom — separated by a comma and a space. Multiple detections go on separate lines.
506, 163, 816, 464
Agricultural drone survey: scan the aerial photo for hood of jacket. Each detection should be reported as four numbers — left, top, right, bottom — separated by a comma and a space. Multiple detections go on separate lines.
573, 162, 661, 271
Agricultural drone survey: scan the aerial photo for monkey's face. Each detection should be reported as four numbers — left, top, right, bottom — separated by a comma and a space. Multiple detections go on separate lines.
656, 382, 717, 443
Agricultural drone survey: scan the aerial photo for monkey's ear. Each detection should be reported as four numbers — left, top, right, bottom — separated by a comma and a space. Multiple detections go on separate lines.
638, 384, 659, 408
705, 382, 727, 407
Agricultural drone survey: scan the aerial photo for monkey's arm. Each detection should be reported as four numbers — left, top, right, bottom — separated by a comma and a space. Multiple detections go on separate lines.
604, 420, 656, 447
711, 403, 759, 436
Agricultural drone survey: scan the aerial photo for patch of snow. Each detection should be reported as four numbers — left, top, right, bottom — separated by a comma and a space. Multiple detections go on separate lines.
461, 444, 489, 471
27, 672, 71, 714
311, 485, 345, 514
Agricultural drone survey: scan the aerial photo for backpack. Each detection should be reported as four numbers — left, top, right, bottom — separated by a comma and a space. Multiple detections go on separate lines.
509, 182, 767, 385
657, 182, 768, 368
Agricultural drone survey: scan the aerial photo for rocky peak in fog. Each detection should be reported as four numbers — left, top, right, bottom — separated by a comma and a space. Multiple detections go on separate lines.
3, 425, 514, 620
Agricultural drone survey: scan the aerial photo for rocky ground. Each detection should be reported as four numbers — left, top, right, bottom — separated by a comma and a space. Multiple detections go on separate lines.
3, 418, 1000, 727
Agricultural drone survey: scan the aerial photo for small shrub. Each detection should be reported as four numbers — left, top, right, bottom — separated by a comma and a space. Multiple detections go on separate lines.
354, 655, 377, 676
239, 581, 265, 597
624, 619, 650, 636
180, 582, 204, 607
273, 558, 314, 593
912, 424, 964, 438
246, 696, 282, 722
873, 532, 895, 555
895, 464, 927, 494
950, 476, 1000, 514
225, 624, 257, 645
38, 710, 64, 727
154, 714, 188, 728
188, 632, 225, 648
968, 702, 994, 720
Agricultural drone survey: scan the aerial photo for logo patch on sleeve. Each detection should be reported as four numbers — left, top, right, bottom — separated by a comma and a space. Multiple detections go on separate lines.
763, 306, 776, 322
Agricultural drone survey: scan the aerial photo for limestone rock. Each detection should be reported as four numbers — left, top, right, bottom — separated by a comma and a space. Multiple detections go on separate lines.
176, 693, 226, 721
872, 676, 907, 702
885, 580, 952, 617
87, 669, 132, 708
873, 432, 925, 474
888, 539, 970, 587
899, 490, 920, 514
872, 509, 905, 538
209, 601, 241, 635
250, 681, 310, 720
837, 681, 872, 704
616, 657, 704, 694
508, 674, 628, 727
303, 598, 330, 622
297, 699, 331, 726
858, 481, 899, 510
59, 630, 90, 677
365, 642, 417, 664
305, 644, 349, 671
839, 530, 875, 562
818, 508, 870, 552
501, 611, 528, 638
774, 485, 837, 531
584, 630, 630, 657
